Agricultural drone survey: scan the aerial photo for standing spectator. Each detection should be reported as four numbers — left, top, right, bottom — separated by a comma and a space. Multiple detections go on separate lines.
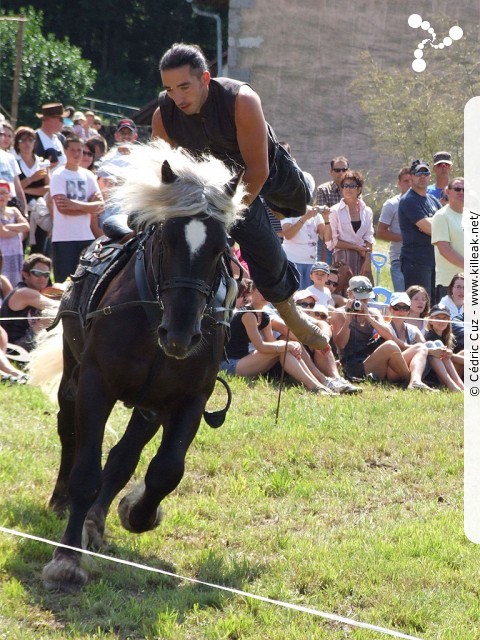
315, 155, 349, 263
427, 151, 453, 200
327, 170, 374, 279
431, 177, 464, 301
0, 181, 29, 285
0, 121, 14, 151
34, 103, 67, 170
99, 118, 139, 177
376, 167, 411, 291
280, 206, 328, 288
63, 106, 75, 127
72, 112, 89, 141
398, 160, 441, 302
49, 136, 104, 282
80, 141, 96, 172
84, 111, 98, 138
0, 123, 28, 215
14, 126, 51, 255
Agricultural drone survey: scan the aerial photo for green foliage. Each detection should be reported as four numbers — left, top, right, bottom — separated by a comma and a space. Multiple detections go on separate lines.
0, 7, 96, 125
351, 17, 480, 175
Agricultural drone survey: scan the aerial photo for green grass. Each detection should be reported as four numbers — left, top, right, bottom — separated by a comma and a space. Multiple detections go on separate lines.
0, 375, 470, 639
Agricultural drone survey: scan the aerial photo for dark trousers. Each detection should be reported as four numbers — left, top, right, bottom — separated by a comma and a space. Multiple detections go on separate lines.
230, 198, 300, 303
435, 284, 449, 304
52, 240, 91, 283
401, 259, 435, 303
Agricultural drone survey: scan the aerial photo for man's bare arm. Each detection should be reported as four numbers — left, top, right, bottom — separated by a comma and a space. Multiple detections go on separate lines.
151, 107, 176, 146
235, 86, 270, 206
434, 240, 464, 269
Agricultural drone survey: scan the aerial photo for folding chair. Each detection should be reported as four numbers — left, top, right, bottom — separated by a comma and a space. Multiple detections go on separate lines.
370, 252, 388, 286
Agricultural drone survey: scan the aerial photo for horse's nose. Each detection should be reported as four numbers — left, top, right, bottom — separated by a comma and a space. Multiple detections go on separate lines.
158, 328, 202, 359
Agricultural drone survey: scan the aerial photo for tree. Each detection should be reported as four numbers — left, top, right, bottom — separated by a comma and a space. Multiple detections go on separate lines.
0, 7, 96, 126
351, 24, 480, 176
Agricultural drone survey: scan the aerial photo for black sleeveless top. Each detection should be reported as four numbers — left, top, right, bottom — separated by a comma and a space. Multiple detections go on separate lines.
0, 283, 38, 343
226, 308, 270, 359
158, 77, 276, 170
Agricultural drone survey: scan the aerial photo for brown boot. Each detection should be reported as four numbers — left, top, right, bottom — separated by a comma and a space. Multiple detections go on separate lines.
273, 297, 329, 350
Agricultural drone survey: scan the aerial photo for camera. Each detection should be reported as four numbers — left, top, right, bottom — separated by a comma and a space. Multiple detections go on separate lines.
347, 299, 363, 312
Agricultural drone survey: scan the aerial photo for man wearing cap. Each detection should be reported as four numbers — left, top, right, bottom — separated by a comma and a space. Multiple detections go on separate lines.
314, 156, 349, 263
98, 118, 139, 178
151, 43, 327, 350
398, 160, 441, 302
431, 176, 464, 301
427, 151, 453, 200
34, 103, 67, 169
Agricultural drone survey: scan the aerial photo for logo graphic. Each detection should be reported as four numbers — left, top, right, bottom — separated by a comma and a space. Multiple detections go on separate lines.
408, 14, 463, 73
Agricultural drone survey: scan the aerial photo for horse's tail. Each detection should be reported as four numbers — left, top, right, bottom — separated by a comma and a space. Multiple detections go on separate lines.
27, 325, 64, 403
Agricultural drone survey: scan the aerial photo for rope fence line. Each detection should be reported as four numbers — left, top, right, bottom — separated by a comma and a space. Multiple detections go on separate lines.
0, 525, 423, 640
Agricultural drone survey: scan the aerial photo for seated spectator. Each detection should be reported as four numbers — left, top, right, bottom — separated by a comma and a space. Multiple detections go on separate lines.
439, 272, 464, 318
0, 253, 58, 351
405, 285, 431, 333
306, 262, 335, 308
219, 280, 333, 394
0, 321, 27, 383
326, 171, 374, 280
423, 304, 464, 391
323, 265, 347, 307
330, 276, 414, 385
0, 251, 13, 301
0, 180, 29, 286
386, 292, 435, 391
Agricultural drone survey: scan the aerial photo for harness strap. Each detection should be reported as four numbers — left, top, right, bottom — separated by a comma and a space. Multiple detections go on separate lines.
85, 300, 160, 321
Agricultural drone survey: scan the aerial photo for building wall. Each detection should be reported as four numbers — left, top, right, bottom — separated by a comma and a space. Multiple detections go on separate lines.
228, 0, 477, 190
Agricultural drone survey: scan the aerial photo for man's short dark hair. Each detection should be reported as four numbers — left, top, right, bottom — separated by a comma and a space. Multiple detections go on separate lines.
159, 43, 209, 76
22, 253, 52, 274
330, 156, 349, 170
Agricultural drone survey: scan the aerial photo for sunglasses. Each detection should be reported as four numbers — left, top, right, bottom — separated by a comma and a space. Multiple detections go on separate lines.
332, 167, 348, 173
296, 301, 315, 309
451, 187, 464, 192
352, 286, 372, 293
29, 269, 50, 277
82, 150, 93, 157
342, 182, 358, 189
435, 162, 451, 167
414, 171, 431, 176
326, 279, 338, 286
392, 304, 410, 312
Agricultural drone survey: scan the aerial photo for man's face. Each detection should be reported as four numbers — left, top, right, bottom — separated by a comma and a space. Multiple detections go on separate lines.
410, 169, 430, 193
330, 160, 349, 186
161, 65, 210, 115
44, 115, 64, 133
446, 178, 464, 212
23, 262, 50, 291
0, 126, 12, 150
398, 174, 411, 194
114, 127, 137, 143
65, 141, 83, 167
433, 161, 452, 182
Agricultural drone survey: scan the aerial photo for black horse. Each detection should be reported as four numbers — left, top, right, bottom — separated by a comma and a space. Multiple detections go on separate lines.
33, 141, 245, 591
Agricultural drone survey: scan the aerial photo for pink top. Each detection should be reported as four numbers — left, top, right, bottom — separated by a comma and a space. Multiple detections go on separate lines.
327, 198, 375, 251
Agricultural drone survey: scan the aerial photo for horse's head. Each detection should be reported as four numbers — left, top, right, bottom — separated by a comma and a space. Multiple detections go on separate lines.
156, 162, 243, 359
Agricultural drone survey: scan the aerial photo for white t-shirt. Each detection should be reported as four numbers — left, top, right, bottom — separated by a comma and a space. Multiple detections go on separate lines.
35, 129, 66, 169
280, 214, 323, 263
0, 149, 21, 196
50, 166, 98, 242
306, 284, 334, 307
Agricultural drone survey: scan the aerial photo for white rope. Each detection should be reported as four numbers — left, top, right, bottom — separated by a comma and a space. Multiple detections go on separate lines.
0, 525, 423, 639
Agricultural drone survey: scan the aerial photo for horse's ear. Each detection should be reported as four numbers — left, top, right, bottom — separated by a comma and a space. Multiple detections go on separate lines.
224, 169, 244, 197
161, 160, 178, 184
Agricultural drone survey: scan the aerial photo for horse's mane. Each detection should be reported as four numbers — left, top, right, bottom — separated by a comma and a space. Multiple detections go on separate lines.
109, 139, 247, 230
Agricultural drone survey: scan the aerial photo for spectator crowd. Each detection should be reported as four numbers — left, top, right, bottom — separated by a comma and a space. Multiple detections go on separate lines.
0, 102, 464, 393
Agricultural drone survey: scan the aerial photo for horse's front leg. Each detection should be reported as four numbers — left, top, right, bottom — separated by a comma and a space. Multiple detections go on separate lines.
85, 408, 162, 549
118, 394, 206, 534
43, 365, 115, 592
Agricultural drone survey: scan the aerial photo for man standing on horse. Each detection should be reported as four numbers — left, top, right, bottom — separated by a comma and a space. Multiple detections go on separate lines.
151, 43, 328, 350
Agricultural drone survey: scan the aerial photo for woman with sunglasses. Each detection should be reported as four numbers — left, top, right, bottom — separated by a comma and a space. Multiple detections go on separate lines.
326, 171, 374, 280
0, 253, 58, 352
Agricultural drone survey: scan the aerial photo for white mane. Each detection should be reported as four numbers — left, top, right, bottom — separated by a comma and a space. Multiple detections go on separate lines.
108, 139, 246, 230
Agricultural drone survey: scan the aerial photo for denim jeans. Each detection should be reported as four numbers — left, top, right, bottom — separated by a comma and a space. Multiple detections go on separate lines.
52, 240, 92, 283
400, 259, 435, 302
390, 259, 405, 292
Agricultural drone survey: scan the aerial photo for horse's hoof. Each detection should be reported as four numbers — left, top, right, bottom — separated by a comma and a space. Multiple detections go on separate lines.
42, 556, 88, 593
117, 485, 163, 533
84, 516, 106, 550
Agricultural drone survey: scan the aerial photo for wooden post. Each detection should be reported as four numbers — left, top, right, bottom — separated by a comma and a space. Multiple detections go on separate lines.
11, 17, 26, 128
